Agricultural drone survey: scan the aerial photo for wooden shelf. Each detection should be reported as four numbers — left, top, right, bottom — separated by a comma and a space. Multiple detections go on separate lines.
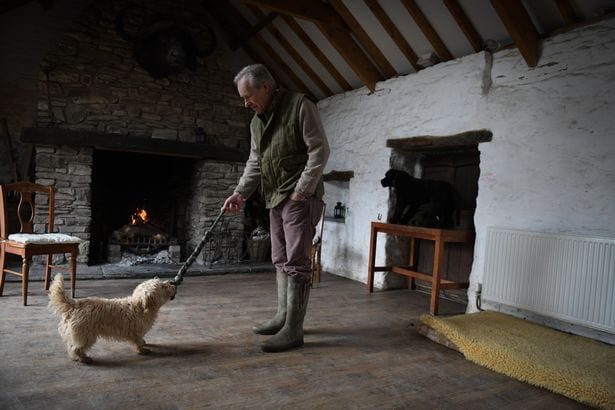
323, 170, 354, 182
324, 216, 345, 223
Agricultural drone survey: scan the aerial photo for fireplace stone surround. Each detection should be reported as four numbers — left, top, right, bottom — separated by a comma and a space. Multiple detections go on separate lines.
26, 127, 249, 267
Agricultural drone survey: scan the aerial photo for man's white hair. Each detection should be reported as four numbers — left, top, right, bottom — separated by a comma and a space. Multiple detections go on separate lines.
234, 64, 277, 88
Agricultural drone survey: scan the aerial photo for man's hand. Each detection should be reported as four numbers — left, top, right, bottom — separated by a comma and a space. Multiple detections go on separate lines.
222, 192, 245, 214
290, 191, 306, 201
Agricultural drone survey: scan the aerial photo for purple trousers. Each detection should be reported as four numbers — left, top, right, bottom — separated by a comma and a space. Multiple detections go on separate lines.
269, 196, 324, 281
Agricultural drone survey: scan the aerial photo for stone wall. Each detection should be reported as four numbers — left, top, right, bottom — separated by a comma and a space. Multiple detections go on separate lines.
317, 17, 615, 310
35, 0, 250, 148
15, 0, 255, 265
34, 145, 93, 262
0, 0, 92, 184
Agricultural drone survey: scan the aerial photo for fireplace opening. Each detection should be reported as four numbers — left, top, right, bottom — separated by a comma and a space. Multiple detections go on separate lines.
88, 150, 194, 264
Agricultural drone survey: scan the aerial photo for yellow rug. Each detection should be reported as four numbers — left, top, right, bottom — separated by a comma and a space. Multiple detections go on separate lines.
421, 311, 615, 409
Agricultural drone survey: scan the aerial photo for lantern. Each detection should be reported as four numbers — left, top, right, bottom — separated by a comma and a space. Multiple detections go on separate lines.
334, 202, 345, 219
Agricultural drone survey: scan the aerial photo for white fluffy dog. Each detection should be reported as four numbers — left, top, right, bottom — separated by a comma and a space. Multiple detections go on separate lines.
48, 273, 177, 363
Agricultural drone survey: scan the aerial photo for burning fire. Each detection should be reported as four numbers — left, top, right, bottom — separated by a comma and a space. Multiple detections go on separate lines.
130, 208, 149, 225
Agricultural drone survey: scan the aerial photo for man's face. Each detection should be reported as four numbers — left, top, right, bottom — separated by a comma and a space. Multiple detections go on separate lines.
237, 77, 272, 114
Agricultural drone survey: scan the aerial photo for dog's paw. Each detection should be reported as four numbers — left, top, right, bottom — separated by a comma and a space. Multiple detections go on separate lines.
76, 356, 93, 364
138, 347, 151, 355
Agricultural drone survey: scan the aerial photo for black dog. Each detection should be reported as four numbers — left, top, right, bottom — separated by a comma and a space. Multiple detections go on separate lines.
381, 169, 456, 227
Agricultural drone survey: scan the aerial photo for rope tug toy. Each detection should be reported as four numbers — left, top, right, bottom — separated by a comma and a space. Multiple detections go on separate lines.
171, 208, 225, 287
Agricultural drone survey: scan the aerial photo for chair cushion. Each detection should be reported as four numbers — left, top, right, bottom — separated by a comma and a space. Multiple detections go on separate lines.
8, 233, 82, 244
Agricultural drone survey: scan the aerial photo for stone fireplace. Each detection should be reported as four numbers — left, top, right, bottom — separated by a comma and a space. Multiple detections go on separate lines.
20, 0, 264, 267
27, 128, 249, 266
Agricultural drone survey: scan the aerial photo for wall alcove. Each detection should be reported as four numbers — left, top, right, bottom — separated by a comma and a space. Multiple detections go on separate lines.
384, 129, 492, 295
323, 170, 354, 222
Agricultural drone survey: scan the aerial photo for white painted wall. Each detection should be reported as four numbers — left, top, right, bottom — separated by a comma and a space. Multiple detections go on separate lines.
317, 17, 615, 311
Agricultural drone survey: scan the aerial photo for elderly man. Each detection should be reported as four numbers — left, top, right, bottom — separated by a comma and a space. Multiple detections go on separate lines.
223, 64, 329, 352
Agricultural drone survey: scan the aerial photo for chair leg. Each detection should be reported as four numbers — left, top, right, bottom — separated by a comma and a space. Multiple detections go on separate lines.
0, 246, 5, 296
316, 246, 322, 283
44, 254, 53, 290
21, 257, 30, 306
70, 252, 76, 298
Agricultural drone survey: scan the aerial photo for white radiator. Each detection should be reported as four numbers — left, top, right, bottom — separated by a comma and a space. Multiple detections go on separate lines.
483, 227, 615, 333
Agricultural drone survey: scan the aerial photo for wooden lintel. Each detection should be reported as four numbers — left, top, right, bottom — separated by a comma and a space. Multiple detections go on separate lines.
490, 0, 541, 67
21, 128, 248, 163
386, 130, 493, 152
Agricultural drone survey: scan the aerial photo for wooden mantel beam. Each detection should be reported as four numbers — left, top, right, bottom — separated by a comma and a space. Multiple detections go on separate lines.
21, 128, 247, 162
490, 0, 541, 67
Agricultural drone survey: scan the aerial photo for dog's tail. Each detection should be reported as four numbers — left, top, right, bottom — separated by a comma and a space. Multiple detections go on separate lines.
48, 273, 75, 316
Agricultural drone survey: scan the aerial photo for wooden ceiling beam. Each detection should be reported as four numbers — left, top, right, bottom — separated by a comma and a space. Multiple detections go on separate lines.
281, 15, 352, 91
364, 0, 421, 71
555, 0, 579, 27
210, 0, 314, 98
233, 11, 279, 50
316, 22, 383, 93
330, 0, 397, 79
253, 36, 316, 98
490, 0, 541, 67
248, 5, 333, 96
401, 0, 453, 61
442, 0, 483, 52
239, 0, 383, 92
239, 0, 348, 30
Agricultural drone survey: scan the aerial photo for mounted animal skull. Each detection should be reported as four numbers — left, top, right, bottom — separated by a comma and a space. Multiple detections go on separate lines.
115, 5, 216, 79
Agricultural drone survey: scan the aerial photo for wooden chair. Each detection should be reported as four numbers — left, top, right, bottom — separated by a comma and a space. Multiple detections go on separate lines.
310, 203, 326, 286
0, 182, 81, 305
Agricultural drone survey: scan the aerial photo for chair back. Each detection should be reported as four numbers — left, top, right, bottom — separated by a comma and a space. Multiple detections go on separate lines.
0, 182, 54, 239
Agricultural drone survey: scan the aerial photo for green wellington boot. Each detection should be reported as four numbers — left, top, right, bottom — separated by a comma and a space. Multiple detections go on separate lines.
253, 270, 288, 335
261, 274, 310, 353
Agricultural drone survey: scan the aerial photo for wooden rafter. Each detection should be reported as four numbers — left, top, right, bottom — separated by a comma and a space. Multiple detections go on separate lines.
364, 0, 420, 71
247, 5, 333, 96
203, 1, 265, 64
241, 0, 383, 92
212, 0, 314, 97
490, 0, 541, 67
239, 0, 348, 30
281, 15, 352, 91
330, 0, 397, 78
233, 11, 279, 50
317, 22, 382, 92
401, 0, 453, 61
253, 36, 315, 98
555, 0, 578, 27
442, 0, 483, 52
